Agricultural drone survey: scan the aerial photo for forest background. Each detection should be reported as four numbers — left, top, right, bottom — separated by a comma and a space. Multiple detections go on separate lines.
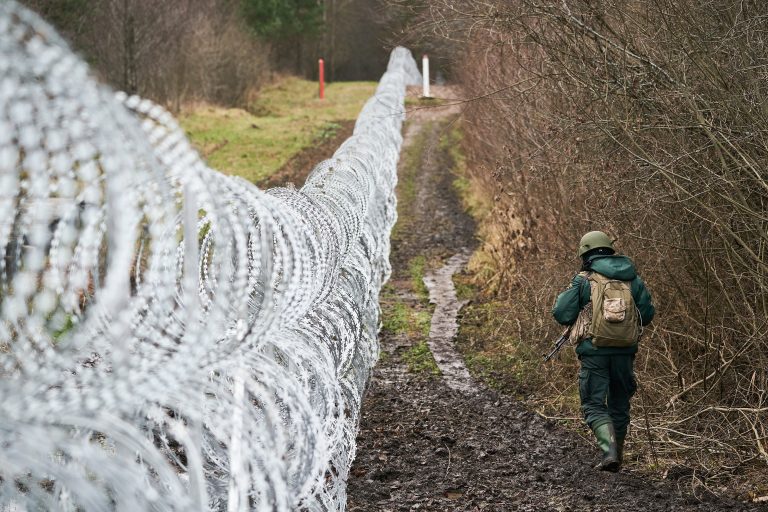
25, 0, 419, 110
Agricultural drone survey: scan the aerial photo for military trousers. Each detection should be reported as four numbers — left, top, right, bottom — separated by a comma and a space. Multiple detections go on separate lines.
578, 353, 637, 439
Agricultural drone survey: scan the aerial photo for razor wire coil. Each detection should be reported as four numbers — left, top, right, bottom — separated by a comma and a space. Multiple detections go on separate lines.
0, 2, 421, 510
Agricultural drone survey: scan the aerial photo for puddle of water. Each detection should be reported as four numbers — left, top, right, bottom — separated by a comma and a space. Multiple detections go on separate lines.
422, 251, 476, 393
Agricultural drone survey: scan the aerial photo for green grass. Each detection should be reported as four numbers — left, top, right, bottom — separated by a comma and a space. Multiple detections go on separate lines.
180, 77, 376, 183
381, 299, 431, 340
441, 121, 465, 169
408, 255, 429, 301
413, 310, 432, 339
382, 301, 410, 334
403, 341, 441, 376
458, 301, 530, 395
378, 349, 391, 363
380, 275, 435, 376
379, 257, 434, 376
453, 272, 475, 302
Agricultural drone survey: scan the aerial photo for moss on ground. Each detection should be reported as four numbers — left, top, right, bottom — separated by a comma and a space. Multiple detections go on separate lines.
180, 77, 376, 183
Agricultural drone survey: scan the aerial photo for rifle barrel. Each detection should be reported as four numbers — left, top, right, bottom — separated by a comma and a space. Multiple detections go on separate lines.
543, 327, 573, 361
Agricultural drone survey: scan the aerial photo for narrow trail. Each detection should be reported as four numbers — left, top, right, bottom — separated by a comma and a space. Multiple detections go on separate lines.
346, 87, 757, 512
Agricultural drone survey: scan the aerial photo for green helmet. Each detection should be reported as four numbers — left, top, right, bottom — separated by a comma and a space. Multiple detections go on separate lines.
578, 231, 614, 257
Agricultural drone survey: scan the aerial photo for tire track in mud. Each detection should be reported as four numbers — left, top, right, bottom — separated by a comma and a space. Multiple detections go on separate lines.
346, 87, 755, 512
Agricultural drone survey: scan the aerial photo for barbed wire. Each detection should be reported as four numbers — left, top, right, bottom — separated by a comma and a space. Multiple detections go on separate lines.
0, 2, 421, 510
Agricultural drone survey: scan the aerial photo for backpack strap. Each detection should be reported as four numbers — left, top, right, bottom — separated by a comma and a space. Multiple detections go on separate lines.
576, 271, 592, 308
569, 271, 594, 345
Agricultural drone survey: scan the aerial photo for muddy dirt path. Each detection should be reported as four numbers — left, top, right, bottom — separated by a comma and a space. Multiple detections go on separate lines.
345, 87, 757, 511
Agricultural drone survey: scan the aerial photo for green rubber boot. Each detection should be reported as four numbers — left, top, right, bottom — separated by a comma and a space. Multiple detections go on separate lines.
616, 434, 626, 469
593, 423, 620, 472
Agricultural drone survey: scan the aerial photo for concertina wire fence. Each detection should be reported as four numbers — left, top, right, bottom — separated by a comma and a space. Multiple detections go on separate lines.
0, 3, 421, 510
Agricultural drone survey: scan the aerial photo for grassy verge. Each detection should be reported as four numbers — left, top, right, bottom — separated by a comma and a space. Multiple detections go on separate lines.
448, 121, 581, 409
442, 123, 491, 223
179, 77, 376, 183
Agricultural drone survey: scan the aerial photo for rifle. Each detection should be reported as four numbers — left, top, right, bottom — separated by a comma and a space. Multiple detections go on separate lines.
543, 326, 572, 362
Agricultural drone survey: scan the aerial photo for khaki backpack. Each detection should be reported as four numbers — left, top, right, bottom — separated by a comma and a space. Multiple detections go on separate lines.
571, 271, 641, 347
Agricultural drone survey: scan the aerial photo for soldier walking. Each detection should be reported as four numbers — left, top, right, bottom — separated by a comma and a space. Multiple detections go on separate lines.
552, 231, 655, 471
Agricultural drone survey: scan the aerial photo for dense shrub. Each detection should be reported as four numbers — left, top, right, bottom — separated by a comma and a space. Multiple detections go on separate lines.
426, 0, 768, 496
